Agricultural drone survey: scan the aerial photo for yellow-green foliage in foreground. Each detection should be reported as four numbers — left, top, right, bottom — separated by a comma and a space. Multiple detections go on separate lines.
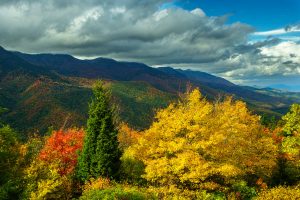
255, 186, 300, 200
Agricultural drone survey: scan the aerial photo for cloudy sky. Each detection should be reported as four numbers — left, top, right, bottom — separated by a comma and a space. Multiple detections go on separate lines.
0, 0, 300, 91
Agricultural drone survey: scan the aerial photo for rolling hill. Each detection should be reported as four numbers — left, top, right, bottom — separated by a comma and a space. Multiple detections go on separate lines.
0, 46, 299, 135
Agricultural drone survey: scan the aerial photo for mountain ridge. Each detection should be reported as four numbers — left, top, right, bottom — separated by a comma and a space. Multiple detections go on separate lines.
0, 46, 299, 134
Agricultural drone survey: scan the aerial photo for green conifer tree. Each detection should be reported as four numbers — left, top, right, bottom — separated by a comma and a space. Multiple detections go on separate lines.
77, 81, 120, 182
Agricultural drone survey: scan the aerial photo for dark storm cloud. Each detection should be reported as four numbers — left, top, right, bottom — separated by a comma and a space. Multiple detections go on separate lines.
0, 0, 252, 62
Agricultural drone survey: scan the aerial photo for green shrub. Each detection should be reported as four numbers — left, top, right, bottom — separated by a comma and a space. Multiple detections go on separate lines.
80, 187, 156, 200
232, 181, 257, 200
120, 149, 146, 185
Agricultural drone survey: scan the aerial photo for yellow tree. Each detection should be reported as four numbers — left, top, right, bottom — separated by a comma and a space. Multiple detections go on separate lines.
279, 104, 300, 183
118, 123, 144, 183
118, 123, 141, 151
129, 89, 278, 191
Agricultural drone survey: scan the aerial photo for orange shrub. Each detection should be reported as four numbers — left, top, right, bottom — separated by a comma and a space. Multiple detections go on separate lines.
39, 128, 85, 175
118, 123, 141, 150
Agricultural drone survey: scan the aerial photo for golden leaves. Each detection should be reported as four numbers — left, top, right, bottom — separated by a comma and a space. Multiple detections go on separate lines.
130, 88, 278, 190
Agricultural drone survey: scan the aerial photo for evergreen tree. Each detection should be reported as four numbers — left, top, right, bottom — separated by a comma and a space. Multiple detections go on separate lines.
77, 81, 120, 182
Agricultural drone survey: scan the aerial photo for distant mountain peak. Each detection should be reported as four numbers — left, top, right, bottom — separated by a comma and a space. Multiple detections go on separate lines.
89, 57, 118, 64
91, 57, 116, 61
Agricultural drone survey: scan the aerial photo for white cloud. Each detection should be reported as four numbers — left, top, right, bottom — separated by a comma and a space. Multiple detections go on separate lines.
70, 7, 103, 32
219, 41, 300, 80
254, 28, 287, 36
110, 7, 126, 14
254, 25, 300, 36
153, 9, 168, 21
191, 8, 205, 17
260, 41, 300, 59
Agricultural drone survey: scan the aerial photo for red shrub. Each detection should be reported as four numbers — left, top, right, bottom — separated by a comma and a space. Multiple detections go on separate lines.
39, 128, 85, 175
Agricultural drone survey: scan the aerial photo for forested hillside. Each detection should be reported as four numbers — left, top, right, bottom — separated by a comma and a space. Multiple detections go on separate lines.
0, 46, 299, 135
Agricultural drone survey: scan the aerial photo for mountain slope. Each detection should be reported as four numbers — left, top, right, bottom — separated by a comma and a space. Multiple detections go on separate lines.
158, 67, 296, 114
16, 51, 296, 108
0, 46, 175, 133
0, 47, 59, 80
0, 46, 299, 134
14, 52, 187, 93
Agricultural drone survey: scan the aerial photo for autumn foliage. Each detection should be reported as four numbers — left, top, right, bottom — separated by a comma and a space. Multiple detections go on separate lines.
118, 123, 141, 150
2, 88, 300, 200
256, 186, 300, 200
39, 128, 85, 175
129, 89, 278, 192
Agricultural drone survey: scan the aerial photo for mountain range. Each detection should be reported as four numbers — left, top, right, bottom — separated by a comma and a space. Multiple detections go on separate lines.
0, 46, 299, 135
